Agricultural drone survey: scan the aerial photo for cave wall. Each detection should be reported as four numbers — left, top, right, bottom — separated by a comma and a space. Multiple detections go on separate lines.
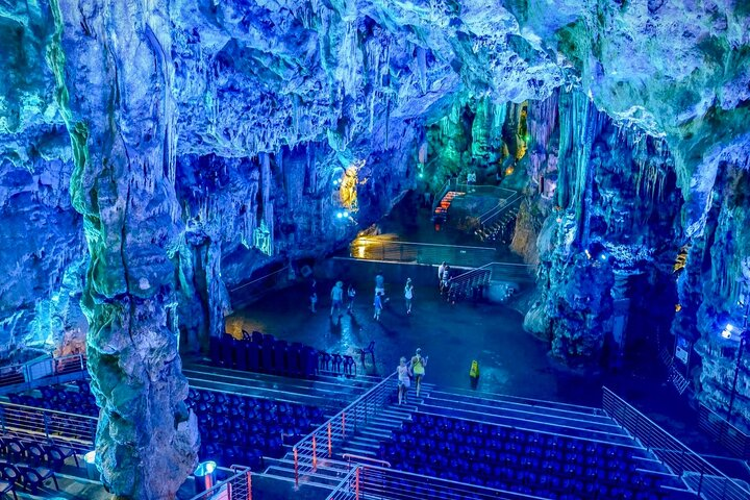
517, 89, 683, 366
1, 0, 750, 495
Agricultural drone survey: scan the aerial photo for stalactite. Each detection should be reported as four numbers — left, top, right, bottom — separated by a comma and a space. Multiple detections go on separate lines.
417, 46, 427, 94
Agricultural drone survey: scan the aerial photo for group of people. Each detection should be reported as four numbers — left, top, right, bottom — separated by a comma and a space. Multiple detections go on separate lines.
309, 273, 415, 321
397, 348, 428, 405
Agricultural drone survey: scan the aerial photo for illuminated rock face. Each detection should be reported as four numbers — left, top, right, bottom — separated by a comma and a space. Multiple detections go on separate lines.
1, 0, 750, 496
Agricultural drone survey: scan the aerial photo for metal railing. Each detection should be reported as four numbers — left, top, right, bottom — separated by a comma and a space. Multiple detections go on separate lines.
293, 372, 397, 487
0, 401, 97, 451
699, 404, 750, 459
229, 265, 290, 294
603, 387, 750, 499
450, 261, 533, 285
326, 465, 546, 500
0, 353, 88, 393
188, 466, 251, 500
349, 238, 496, 268
477, 190, 524, 227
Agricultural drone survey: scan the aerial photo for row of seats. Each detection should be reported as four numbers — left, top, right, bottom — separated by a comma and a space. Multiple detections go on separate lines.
211, 332, 319, 378
211, 332, 357, 377
186, 388, 326, 468
379, 413, 683, 500
0, 439, 64, 497
0, 437, 79, 470
8, 381, 98, 417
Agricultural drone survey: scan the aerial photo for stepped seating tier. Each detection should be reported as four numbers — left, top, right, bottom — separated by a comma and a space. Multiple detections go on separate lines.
186, 388, 326, 469
379, 412, 688, 500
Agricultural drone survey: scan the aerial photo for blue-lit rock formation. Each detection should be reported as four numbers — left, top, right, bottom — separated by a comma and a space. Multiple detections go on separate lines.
1, 0, 750, 497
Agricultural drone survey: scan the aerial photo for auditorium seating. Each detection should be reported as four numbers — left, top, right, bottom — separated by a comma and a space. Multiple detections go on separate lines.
379, 413, 683, 500
7, 381, 327, 471
211, 331, 357, 378
186, 388, 326, 468
210, 331, 321, 378
7, 380, 98, 417
0, 437, 68, 497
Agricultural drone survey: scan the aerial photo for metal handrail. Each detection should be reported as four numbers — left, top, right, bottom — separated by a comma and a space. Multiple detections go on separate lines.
187, 465, 251, 500
326, 464, 547, 500
229, 265, 290, 293
0, 354, 88, 393
0, 401, 97, 451
698, 404, 750, 459
349, 238, 496, 268
341, 453, 390, 468
477, 190, 524, 225
449, 261, 533, 287
292, 372, 397, 487
603, 387, 750, 499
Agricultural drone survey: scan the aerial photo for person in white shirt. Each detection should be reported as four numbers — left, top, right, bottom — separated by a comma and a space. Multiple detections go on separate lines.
404, 278, 414, 315
330, 281, 344, 317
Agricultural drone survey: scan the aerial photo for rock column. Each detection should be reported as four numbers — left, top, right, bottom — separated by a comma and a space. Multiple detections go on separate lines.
48, 0, 199, 497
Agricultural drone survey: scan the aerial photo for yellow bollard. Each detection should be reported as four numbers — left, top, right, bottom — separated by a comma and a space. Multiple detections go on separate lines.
469, 360, 480, 380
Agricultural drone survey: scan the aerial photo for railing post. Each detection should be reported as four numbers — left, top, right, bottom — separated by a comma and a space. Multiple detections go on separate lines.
327, 422, 332, 458
43, 412, 51, 439
293, 447, 298, 488
355, 466, 360, 500
0, 406, 5, 433
342, 412, 346, 440
251, 470, 253, 500
312, 435, 317, 470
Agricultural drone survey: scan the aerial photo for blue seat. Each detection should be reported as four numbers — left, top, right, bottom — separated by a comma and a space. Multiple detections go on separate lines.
246, 342, 260, 371
274, 340, 288, 375
235, 341, 249, 371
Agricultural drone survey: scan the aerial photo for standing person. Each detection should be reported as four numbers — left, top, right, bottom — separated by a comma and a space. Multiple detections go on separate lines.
373, 291, 384, 321
347, 284, 357, 313
310, 280, 318, 313
397, 357, 411, 405
375, 271, 385, 297
330, 281, 344, 317
404, 278, 414, 315
441, 266, 451, 295
438, 262, 447, 291
410, 348, 428, 397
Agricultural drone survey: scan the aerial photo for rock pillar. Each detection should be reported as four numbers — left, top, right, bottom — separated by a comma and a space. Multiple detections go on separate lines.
48, 0, 199, 497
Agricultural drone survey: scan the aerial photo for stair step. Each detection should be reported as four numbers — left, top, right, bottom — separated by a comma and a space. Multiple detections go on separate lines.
263, 466, 343, 487
341, 446, 377, 458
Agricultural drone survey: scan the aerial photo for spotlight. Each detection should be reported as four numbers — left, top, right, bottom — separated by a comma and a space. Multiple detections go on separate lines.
726, 323, 735, 332
343, 211, 349, 218
722, 329, 732, 340
584, 249, 592, 260
600, 253, 607, 261
336, 212, 343, 219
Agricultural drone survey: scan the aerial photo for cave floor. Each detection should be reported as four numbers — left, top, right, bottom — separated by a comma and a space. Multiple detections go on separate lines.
227, 278, 750, 479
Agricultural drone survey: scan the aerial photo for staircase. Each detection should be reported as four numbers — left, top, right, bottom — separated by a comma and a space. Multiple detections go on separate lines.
475, 204, 520, 243
432, 191, 463, 222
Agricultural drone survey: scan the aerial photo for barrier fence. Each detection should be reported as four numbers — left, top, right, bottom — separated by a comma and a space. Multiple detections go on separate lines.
603, 387, 750, 499
188, 466, 251, 500
698, 404, 750, 459
326, 465, 544, 500
0, 401, 97, 451
0, 353, 88, 392
293, 372, 397, 487
349, 238, 496, 268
